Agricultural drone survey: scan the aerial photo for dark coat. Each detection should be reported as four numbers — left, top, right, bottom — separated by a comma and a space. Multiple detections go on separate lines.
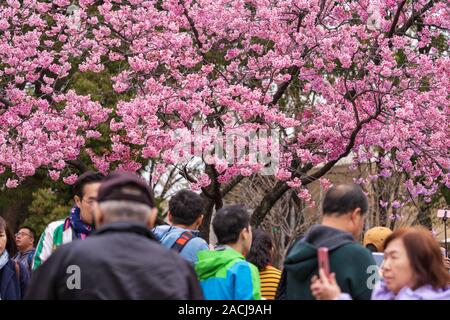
0, 258, 29, 300
283, 224, 376, 300
25, 221, 204, 300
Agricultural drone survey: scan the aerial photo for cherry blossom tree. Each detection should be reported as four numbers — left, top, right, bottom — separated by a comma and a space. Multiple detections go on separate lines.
1, 0, 448, 238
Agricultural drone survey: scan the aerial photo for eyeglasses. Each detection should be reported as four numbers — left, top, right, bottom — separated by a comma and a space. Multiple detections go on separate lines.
15, 232, 32, 238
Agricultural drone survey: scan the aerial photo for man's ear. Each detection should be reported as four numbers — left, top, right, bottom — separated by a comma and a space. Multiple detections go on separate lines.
147, 207, 158, 229
240, 227, 252, 256
74, 195, 82, 208
238, 228, 245, 242
240, 226, 250, 241
351, 208, 362, 223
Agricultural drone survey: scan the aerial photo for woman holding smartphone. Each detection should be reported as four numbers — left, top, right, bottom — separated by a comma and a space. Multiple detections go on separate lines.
311, 227, 450, 300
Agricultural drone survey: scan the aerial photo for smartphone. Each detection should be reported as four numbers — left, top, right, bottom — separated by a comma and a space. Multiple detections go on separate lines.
317, 247, 330, 277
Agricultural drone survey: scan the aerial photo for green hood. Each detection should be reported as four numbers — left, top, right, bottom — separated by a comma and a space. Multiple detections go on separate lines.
195, 249, 245, 280
284, 224, 355, 282
284, 242, 322, 282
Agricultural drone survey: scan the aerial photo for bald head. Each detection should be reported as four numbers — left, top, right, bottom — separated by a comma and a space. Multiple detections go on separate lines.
322, 184, 368, 216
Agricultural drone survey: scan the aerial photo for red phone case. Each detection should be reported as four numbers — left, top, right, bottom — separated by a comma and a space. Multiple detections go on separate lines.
318, 247, 330, 277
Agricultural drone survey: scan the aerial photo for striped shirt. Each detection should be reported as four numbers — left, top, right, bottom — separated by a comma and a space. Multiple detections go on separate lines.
33, 219, 74, 270
259, 265, 282, 300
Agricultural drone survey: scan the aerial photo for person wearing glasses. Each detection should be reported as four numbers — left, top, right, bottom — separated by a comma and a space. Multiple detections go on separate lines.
32, 171, 105, 270
13, 227, 36, 273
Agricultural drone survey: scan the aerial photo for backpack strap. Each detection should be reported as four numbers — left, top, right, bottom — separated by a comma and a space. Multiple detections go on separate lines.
170, 231, 195, 253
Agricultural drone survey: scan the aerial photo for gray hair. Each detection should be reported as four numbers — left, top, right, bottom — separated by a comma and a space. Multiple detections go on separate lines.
98, 200, 152, 222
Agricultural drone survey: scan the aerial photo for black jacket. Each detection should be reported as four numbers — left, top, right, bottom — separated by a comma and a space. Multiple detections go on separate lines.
0, 258, 29, 300
25, 221, 204, 300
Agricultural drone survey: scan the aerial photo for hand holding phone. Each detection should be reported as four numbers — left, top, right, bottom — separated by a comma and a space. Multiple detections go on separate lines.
317, 247, 330, 277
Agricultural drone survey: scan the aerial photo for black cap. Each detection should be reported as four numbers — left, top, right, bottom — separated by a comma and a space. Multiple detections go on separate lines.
97, 172, 155, 208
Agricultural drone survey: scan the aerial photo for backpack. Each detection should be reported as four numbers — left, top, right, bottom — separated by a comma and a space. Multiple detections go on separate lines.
170, 231, 196, 253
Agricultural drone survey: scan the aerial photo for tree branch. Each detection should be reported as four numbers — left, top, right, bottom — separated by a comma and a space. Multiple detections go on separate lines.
250, 180, 290, 227
387, 0, 407, 38
66, 159, 89, 173
0, 96, 12, 108
301, 102, 383, 185
221, 174, 245, 196
204, 164, 223, 210
395, 0, 439, 36
269, 45, 317, 107
180, 0, 203, 50
251, 99, 384, 227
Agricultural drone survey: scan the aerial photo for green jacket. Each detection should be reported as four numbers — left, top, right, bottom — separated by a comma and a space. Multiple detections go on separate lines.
284, 224, 376, 300
195, 247, 261, 300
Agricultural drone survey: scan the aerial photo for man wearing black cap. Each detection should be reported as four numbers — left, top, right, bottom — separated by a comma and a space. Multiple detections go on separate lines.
25, 172, 204, 299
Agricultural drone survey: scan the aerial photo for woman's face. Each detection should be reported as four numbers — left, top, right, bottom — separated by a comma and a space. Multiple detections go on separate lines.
0, 227, 7, 255
382, 238, 416, 294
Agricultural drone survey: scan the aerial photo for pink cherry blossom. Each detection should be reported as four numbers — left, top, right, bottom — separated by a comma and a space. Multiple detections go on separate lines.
0, 0, 447, 206
62, 174, 78, 185
5, 178, 19, 189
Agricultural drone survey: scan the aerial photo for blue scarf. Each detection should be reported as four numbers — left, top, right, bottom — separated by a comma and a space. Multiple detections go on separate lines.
0, 250, 9, 270
66, 206, 93, 240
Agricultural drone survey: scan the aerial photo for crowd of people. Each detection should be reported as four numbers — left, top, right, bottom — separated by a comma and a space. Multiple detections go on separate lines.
0, 171, 449, 300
